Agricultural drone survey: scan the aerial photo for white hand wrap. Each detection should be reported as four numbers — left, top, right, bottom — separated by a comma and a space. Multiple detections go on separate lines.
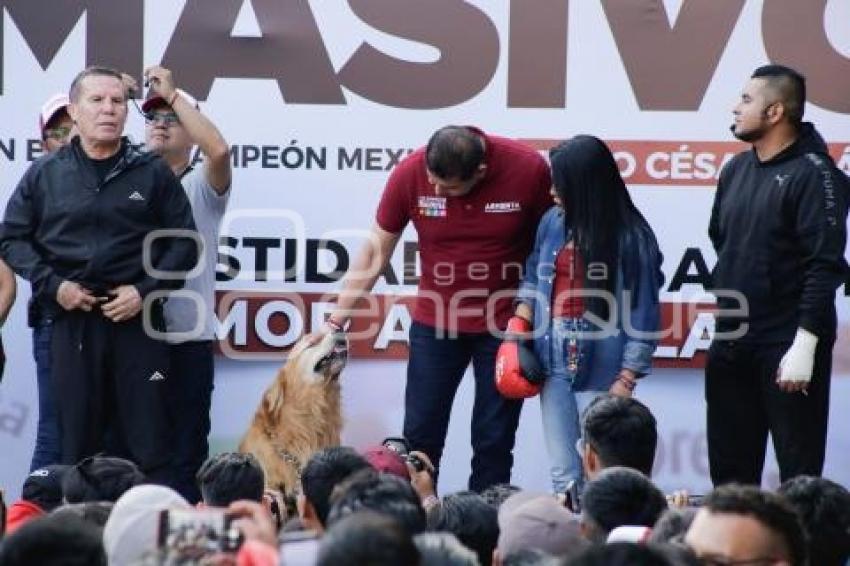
778, 328, 818, 384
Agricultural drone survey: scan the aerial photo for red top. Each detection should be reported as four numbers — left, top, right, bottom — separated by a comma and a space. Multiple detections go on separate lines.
376, 128, 552, 333
552, 245, 585, 317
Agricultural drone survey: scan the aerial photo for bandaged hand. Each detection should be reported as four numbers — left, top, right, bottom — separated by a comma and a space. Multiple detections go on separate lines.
776, 328, 818, 393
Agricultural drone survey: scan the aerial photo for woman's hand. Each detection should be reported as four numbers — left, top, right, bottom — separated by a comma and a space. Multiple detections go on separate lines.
609, 369, 637, 397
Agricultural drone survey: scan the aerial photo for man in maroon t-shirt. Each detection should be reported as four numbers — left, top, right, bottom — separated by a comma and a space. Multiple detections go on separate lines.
324, 126, 551, 491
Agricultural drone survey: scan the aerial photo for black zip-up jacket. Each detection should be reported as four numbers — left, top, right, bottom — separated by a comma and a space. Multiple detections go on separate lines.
709, 122, 849, 342
0, 136, 198, 315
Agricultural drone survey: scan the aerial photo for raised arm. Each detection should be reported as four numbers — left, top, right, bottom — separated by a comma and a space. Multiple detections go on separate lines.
144, 65, 231, 193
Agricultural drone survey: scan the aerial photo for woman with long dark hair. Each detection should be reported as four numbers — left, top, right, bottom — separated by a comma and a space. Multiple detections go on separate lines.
511, 135, 663, 493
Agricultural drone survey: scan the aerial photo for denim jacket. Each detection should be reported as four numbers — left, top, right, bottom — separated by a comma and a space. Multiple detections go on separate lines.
516, 206, 663, 390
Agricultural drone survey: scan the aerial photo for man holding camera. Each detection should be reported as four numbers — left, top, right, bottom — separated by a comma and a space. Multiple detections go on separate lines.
141, 65, 232, 503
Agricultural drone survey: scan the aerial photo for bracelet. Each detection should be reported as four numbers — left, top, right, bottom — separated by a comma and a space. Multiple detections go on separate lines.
422, 495, 440, 510
325, 318, 344, 332
617, 375, 636, 391
168, 90, 179, 107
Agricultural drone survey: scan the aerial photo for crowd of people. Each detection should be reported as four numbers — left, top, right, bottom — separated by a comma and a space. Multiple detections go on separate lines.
0, 54, 848, 565
2, 395, 850, 565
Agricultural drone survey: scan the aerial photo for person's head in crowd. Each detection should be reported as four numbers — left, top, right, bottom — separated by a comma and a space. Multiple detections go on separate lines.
62, 455, 145, 504
777, 475, 850, 566
299, 446, 372, 531
649, 506, 698, 545
425, 125, 487, 197
362, 445, 411, 481
732, 65, 806, 143
500, 548, 561, 566
494, 492, 587, 566
39, 93, 74, 152
67, 66, 128, 152
327, 468, 426, 535
414, 532, 481, 566
23, 464, 69, 512
0, 513, 106, 566
684, 483, 807, 566
580, 394, 657, 480
566, 542, 694, 566
196, 452, 264, 507
580, 466, 667, 544
51, 501, 114, 528
480, 483, 522, 509
427, 490, 499, 566
317, 510, 420, 566
102, 484, 190, 565
142, 87, 198, 162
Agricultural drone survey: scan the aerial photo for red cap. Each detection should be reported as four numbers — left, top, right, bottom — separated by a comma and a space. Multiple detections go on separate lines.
362, 446, 410, 480
141, 87, 199, 113
39, 93, 70, 136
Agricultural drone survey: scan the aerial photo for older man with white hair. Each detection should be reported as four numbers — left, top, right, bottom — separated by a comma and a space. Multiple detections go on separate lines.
0, 66, 198, 484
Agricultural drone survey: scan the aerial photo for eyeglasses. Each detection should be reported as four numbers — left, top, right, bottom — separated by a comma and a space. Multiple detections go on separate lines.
44, 126, 71, 141
145, 112, 180, 126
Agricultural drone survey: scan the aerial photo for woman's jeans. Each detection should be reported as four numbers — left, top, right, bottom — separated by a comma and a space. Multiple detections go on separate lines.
540, 317, 602, 493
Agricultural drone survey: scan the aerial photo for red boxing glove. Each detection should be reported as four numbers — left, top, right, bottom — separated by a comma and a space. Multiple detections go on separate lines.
504, 315, 532, 338
495, 317, 545, 399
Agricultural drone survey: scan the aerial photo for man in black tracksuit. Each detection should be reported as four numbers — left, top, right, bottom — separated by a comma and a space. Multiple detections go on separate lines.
707, 65, 849, 486
0, 67, 198, 483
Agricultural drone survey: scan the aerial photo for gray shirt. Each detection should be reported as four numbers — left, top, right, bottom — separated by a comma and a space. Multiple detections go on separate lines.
164, 166, 229, 342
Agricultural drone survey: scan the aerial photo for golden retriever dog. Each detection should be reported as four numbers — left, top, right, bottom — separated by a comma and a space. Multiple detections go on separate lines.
239, 331, 347, 498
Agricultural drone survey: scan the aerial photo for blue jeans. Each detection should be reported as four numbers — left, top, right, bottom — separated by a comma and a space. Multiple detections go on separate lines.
540, 317, 602, 493
403, 321, 523, 492
166, 341, 215, 503
30, 321, 62, 471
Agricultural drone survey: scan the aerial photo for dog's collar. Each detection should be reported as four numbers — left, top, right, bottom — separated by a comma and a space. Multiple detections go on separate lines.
263, 425, 304, 495
275, 446, 304, 485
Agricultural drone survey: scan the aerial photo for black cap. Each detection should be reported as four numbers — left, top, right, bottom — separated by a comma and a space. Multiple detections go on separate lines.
22, 464, 70, 511
62, 456, 146, 504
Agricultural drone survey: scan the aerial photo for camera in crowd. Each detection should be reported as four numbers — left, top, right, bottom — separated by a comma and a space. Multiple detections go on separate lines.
666, 493, 705, 507
381, 437, 428, 474
563, 479, 582, 514
157, 507, 243, 558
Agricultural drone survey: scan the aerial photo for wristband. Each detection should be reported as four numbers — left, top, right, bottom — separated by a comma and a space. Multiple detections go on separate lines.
422, 495, 440, 510
325, 318, 344, 332
168, 90, 179, 107
617, 375, 636, 391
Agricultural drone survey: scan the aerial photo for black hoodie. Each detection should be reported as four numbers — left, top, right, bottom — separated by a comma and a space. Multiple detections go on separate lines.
708, 122, 849, 342
0, 137, 198, 314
